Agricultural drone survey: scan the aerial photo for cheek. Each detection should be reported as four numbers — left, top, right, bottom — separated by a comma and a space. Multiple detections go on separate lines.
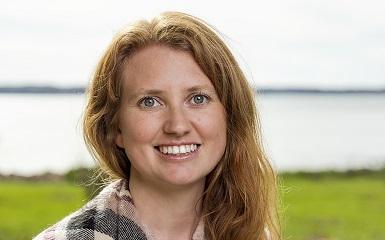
195, 107, 227, 144
120, 111, 160, 143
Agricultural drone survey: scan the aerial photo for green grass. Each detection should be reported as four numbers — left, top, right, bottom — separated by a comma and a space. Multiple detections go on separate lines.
280, 176, 385, 240
0, 174, 384, 240
0, 181, 86, 240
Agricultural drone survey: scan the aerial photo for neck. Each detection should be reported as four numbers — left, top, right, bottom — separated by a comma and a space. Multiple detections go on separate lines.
129, 173, 205, 240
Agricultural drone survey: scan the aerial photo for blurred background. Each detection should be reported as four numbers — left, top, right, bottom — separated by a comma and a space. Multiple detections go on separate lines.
1, 0, 384, 239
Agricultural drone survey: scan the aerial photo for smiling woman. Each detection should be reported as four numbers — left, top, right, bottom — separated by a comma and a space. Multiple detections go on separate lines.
115, 45, 227, 191
34, 12, 280, 240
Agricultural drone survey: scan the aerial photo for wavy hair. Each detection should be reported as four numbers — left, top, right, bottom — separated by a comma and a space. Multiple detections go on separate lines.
83, 11, 281, 240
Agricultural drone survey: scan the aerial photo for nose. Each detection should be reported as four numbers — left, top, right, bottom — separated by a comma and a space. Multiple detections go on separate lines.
162, 105, 192, 137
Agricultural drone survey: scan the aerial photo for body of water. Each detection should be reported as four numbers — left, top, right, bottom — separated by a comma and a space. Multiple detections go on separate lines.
1, 94, 384, 175
258, 94, 385, 171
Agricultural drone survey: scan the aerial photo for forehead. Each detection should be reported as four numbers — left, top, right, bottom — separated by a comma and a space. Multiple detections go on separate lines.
120, 45, 214, 94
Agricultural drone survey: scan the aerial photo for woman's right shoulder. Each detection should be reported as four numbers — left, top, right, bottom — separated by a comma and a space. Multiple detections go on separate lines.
32, 205, 102, 240
33, 187, 108, 239
32, 179, 137, 240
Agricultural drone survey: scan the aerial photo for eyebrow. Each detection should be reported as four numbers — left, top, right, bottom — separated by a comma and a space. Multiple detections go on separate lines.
185, 84, 216, 93
128, 84, 216, 99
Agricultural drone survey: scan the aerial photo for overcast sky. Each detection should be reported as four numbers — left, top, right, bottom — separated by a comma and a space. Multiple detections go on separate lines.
1, 0, 384, 89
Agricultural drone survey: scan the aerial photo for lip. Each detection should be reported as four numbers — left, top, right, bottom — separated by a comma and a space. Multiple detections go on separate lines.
154, 144, 201, 162
155, 141, 201, 147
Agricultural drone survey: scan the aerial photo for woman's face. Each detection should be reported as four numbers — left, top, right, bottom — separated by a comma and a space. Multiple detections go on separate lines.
115, 45, 227, 189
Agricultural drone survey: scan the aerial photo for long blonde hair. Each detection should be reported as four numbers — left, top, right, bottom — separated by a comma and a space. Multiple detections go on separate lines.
83, 11, 281, 240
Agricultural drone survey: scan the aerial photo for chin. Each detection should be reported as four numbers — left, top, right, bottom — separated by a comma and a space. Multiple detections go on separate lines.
162, 173, 205, 188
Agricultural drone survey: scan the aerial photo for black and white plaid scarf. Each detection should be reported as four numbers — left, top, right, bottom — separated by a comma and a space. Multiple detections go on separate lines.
33, 180, 205, 240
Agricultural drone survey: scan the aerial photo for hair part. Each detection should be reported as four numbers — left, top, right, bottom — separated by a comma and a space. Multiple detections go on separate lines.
83, 11, 281, 240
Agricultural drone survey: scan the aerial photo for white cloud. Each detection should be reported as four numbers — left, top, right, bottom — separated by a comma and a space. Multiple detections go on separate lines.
1, 0, 384, 88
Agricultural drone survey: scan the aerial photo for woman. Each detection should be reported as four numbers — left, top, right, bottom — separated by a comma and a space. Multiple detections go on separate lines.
35, 12, 280, 240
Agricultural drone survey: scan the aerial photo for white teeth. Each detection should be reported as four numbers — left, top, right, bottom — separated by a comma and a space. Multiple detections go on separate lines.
162, 146, 168, 154
158, 144, 199, 155
172, 146, 179, 154
180, 145, 186, 153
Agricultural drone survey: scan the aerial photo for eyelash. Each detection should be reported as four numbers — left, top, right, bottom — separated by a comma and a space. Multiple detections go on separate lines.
190, 92, 211, 105
137, 92, 211, 108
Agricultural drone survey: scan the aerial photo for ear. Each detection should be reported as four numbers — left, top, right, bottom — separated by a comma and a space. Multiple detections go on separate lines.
115, 127, 124, 148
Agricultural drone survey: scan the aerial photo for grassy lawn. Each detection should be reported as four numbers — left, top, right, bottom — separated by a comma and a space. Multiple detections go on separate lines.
0, 181, 86, 240
280, 176, 385, 240
0, 174, 384, 240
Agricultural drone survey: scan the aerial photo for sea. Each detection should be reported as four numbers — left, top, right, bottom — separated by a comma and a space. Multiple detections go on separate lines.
1, 93, 385, 176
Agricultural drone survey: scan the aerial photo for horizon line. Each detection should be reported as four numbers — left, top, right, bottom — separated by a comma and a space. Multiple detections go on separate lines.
0, 85, 385, 94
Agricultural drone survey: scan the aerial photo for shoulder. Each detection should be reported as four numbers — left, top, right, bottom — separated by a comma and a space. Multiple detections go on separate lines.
33, 180, 148, 240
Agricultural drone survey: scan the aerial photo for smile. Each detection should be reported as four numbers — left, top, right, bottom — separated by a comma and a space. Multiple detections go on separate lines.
154, 144, 201, 155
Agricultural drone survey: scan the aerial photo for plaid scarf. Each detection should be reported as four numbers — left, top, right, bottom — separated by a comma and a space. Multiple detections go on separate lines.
33, 180, 205, 240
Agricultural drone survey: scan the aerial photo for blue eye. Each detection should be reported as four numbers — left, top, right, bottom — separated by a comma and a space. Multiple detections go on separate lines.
139, 97, 161, 108
191, 94, 210, 105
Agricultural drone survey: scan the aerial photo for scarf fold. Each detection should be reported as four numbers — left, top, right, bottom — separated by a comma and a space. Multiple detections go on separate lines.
33, 180, 205, 240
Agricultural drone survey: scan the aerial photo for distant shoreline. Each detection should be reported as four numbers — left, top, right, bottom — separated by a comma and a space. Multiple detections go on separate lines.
1, 166, 384, 181
257, 88, 385, 95
1, 86, 385, 95
0, 86, 85, 94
